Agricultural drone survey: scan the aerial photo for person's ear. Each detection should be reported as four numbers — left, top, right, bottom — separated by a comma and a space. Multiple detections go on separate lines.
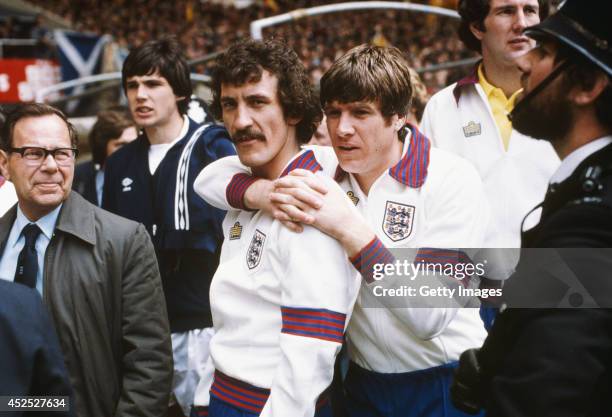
470, 21, 485, 41
0, 150, 10, 180
395, 115, 407, 131
572, 73, 609, 106
287, 116, 302, 126
390, 114, 406, 131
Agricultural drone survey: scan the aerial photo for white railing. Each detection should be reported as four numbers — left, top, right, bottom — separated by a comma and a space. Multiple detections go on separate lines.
250, 1, 459, 39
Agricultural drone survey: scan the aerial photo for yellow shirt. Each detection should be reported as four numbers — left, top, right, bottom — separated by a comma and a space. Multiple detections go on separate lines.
478, 65, 521, 151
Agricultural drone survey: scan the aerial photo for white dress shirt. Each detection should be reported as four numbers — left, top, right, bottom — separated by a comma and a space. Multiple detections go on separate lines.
549, 136, 612, 184
0, 180, 17, 216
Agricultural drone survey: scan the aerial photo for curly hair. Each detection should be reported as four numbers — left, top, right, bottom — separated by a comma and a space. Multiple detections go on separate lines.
122, 36, 192, 115
458, 0, 551, 53
210, 38, 321, 144
320, 44, 413, 120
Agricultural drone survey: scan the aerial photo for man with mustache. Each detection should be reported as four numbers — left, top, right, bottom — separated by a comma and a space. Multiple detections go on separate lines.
102, 37, 235, 416
452, 0, 612, 415
193, 44, 491, 417
190, 38, 360, 417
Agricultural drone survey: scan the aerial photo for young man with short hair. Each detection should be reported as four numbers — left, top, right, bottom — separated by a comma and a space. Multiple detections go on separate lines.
196, 44, 491, 417
191, 38, 359, 417
102, 37, 235, 415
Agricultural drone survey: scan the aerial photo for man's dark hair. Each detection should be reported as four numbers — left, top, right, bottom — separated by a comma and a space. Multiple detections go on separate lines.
122, 36, 192, 115
554, 43, 612, 133
1, 103, 78, 150
458, 0, 551, 53
211, 38, 322, 144
320, 44, 413, 120
89, 106, 135, 166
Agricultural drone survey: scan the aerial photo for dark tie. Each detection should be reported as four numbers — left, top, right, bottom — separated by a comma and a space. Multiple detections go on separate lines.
14, 223, 42, 288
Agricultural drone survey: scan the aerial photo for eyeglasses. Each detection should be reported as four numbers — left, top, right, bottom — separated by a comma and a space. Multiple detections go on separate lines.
8, 146, 79, 166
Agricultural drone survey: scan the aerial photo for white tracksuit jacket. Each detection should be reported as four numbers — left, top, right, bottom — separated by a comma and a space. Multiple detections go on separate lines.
193, 149, 360, 417
421, 75, 560, 248
194, 125, 490, 376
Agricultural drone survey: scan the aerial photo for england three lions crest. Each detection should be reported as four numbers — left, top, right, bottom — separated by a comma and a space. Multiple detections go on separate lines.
382, 201, 415, 241
247, 229, 266, 269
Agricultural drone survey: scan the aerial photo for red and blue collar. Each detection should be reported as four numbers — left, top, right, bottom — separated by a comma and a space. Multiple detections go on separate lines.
280, 149, 323, 178
452, 63, 480, 105
334, 123, 431, 188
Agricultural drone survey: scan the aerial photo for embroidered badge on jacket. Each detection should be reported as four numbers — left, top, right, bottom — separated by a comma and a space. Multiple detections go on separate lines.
230, 222, 243, 240
247, 229, 266, 269
121, 177, 133, 192
382, 201, 415, 241
347, 191, 359, 206
462, 121, 482, 138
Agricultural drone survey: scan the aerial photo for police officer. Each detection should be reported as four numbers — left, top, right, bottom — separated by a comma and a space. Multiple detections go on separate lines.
452, 1, 612, 416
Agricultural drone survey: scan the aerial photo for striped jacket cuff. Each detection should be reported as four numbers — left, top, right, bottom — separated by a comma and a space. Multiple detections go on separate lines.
350, 236, 395, 284
226, 173, 259, 210
281, 306, 346, 343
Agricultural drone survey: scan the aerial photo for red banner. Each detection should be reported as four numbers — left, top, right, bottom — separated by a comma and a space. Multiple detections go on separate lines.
0, 59, 61, 103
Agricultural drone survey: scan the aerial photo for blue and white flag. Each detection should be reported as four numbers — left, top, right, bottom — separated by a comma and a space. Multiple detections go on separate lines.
53, 30, 111, 111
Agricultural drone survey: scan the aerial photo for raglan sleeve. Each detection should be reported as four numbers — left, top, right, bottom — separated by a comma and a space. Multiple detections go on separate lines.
260, 218, 359, 417
194, 155, 258, 211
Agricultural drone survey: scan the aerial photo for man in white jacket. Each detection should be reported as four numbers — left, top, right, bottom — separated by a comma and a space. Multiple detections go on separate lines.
194, 45, 491, 417
190, 39, 360, 417
421, 0, 559, 249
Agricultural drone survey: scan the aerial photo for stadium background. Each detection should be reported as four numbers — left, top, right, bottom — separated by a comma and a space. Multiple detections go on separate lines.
0, 0, 561, 155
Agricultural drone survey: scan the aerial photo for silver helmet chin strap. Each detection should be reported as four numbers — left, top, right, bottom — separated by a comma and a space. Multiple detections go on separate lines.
509, 59, 572, 123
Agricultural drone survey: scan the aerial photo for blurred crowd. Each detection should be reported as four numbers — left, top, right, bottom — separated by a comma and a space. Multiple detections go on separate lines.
18, 0, 473, 92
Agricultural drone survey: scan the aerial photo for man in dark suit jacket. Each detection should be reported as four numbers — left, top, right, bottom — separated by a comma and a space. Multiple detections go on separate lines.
452, 1, 612, 416
0, 279, 72, 416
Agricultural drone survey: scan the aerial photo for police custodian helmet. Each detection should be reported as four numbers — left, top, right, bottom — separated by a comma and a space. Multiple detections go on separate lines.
524, 0, 611, 76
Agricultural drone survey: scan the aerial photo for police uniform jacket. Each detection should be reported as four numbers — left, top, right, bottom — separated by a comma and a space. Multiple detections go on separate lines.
477, 141, 612, 417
